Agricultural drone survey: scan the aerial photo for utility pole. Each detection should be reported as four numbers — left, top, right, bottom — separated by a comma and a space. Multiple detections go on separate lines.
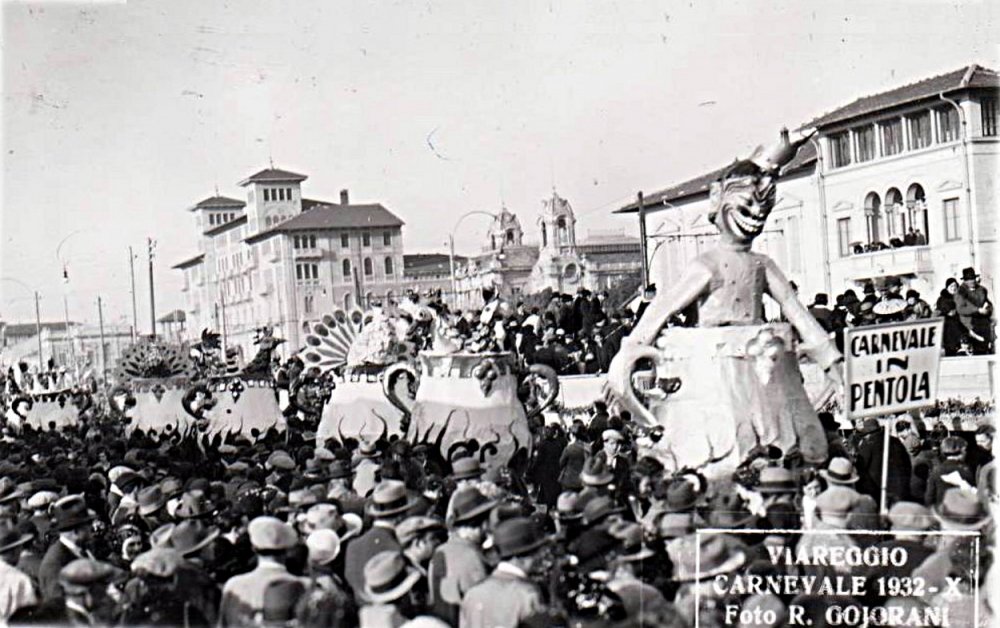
34, 291, 43, 372
63, 294, 76, 374
219, 286, 228, 358
637, 191, 650, 290
128, 246, 138, 341
97, 296, 107, 378
147, 238, 157, 338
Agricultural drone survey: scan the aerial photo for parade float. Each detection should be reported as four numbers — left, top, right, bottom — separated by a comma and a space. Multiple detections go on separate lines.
108, 338, 201, 435
8, 374, 91, 432
608, 129, 843, 477
183, 327, 287, 438
109, 329, 286, 439
296, 305, 416, 445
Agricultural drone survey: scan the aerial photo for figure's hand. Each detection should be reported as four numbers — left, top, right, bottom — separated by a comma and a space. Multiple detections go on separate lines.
606, 341, 639, 402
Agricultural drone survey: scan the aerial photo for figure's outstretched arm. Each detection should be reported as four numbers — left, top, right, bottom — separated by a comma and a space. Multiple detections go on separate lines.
626, 261, 713, 346
763, 258, 842, 373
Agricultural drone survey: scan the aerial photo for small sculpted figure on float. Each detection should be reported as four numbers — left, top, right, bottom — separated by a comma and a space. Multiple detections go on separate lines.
609, 129, 844, 473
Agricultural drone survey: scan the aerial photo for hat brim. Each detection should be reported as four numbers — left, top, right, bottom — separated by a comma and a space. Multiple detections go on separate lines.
364, 568, 421, 604
450, 470, 485, 482
139, 501, 166, 517
452, 497, 499, 525
175, 528, 221, 557
581, 473, 614, 487
498, 534, 550, 560
674, 550, 746, 582
55, 511, 97, 532
368, 497, 418, 518
819, 470, 859, 485
0, 533, 34, 554
932, 504, 991, 531
757, 484, 798, 494
618, 547, 656, 563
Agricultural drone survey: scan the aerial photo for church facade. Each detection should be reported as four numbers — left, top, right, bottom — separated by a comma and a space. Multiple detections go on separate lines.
451, 191, 643, 309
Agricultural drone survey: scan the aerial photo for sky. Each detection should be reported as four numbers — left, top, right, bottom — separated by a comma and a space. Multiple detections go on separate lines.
2, 0, 998, 328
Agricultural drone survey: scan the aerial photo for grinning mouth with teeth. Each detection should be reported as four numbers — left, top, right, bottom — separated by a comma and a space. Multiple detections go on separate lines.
726, 204, 767, 239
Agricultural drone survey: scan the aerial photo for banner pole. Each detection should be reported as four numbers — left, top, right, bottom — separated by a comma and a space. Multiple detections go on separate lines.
879, 420, 891, 515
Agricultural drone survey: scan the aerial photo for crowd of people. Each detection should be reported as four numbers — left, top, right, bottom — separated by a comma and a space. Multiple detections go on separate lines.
0, 382, 996, 627
805, 266, 994, 356
850, 228, 928, 255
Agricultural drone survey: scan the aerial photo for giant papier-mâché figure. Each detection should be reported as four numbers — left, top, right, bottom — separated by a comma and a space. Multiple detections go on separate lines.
608, 129, 843, 473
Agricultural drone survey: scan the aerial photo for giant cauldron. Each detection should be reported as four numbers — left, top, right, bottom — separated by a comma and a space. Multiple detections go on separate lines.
615, 324, 828, 475
310, 371, 407, 446
382, 352, 559, 468
185, 376, 286, 438
9, 389, 91, 431
110, 377, 198, 435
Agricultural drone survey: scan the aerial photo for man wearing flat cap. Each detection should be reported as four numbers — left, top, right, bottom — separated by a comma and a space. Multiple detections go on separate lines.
14, 558, 123, 626
0, 522, 37, 622
219, 516, 302, 627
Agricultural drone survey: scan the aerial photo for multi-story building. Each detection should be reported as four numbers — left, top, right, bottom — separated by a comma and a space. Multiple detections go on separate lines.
402, 254, 466, 299
173, 168, 407, 355
618, 64, 999, 309
451, 191, 643, 309
1, 320, 131, 376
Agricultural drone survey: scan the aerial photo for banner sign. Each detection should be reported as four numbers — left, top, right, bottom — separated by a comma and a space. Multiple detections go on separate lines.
844, 318, 944, 419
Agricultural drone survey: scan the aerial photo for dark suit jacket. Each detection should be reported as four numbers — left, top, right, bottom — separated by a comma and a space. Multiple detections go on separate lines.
855, 432, 911, 504
343, 524, 400, 600
37, 540, 84, 601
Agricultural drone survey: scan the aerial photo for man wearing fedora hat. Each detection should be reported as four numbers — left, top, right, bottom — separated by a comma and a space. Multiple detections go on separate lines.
219, 516, 302, 627
954, 266, 993, 355
344, 480, 415, 600
0, 521, 37, 621
428, 488, 495, 625
359, 550, 424, 627
326, 459, 366, 518
925, 436, 975, 506
459, 517, 547, 628
37, 495, 97, 601
855, 418, 911, 505
914, 489, 992, 592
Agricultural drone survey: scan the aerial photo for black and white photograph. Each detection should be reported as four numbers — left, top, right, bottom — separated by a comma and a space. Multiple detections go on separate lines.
0, 1, 997, 626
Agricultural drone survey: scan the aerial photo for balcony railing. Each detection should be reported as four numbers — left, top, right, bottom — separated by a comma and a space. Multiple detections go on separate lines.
841, 245, 933, 280
293, 248, 323, 259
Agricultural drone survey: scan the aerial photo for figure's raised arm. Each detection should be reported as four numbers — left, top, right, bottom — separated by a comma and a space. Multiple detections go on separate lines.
626, 261, 713, 347
763, 258, 841, 373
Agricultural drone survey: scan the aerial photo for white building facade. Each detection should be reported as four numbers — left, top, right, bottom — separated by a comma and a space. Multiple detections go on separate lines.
620, 64, 998, 309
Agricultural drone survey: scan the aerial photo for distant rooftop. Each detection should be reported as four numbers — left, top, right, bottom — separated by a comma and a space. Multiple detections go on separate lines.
172, 253, 204, 270
238, 167, 308, 186
189, 195, 246, 212
3, 321, 81, 337
805, 64, 999, 129
245, 202, 404, 243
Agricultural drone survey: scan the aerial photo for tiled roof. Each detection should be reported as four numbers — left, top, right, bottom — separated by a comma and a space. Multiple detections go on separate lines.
158, 309, 186, 323
238, 167, 308, 186
805, 64, 999, 129
204, 214, 248, 237
301, 198, 329, 211
616, 142, 817, 214
172, 253, 205, 270
3, 322, 79, 337
245, 203, 405, 243
189, 196, 245, 211
404, 253, 466, 275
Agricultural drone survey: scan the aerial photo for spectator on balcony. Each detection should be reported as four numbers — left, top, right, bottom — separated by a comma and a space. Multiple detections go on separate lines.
936, 279, 969, 356
905, 290, 932, 320
954, 267, 994, 355
808, 294, 834, 333
862, 282, 877, 306
904, 229, 918, 246
915, 229, 927, 245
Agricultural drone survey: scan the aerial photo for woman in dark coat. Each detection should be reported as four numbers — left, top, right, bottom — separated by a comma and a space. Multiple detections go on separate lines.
935, 279, 969, 356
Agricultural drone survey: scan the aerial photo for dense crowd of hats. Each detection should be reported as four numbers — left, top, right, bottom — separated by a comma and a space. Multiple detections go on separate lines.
0, 374, 997, 626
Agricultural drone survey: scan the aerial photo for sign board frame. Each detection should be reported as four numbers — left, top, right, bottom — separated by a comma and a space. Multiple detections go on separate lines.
843, 317, 945, 420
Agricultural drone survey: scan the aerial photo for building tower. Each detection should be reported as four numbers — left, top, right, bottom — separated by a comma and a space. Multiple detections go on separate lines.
485, 206, 524, 251
538, 189, 577, 252
238, 167, 308, 236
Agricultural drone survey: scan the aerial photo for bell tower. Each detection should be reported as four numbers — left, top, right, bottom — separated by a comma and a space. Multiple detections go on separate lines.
485, 206, 523, 251
538, 189, 577, 252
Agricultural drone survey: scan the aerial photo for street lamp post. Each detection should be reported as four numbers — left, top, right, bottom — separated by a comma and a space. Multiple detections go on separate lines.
448, 210, 501, 309
2, 277, 44, 371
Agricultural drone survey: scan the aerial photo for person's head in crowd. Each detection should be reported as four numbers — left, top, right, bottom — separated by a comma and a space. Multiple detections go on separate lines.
961, 267, 979, 289
976, 425, 994, 452
306, 529, 342, 575
362, 550, 421, 617
492, 517, 548, 574
447, 488, 496, 545
396, 515, 445, 569
946, 277, 959, 295
0, 520, 32, 567
51, 494, 98, 546
933, 488, 991, 531
248, 516, 298, 567
449, 457, 484, 491
939, 436, 967, 462
602, 429, 625, 459
905, 289, 921, 305
59, 558, 124, 623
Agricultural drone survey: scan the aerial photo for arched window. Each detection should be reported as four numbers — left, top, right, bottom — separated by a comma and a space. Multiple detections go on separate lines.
342, 259, 351, 280
505, 229, 515, 244
885, 188, 904, 237
363, 258, 373, 276
365, 291, 375, 307
384, 257, 394, 275
343, 292, 353, 310
906, 184, 928, 243
541, 222, 547, 247
864, 192, 882, 245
